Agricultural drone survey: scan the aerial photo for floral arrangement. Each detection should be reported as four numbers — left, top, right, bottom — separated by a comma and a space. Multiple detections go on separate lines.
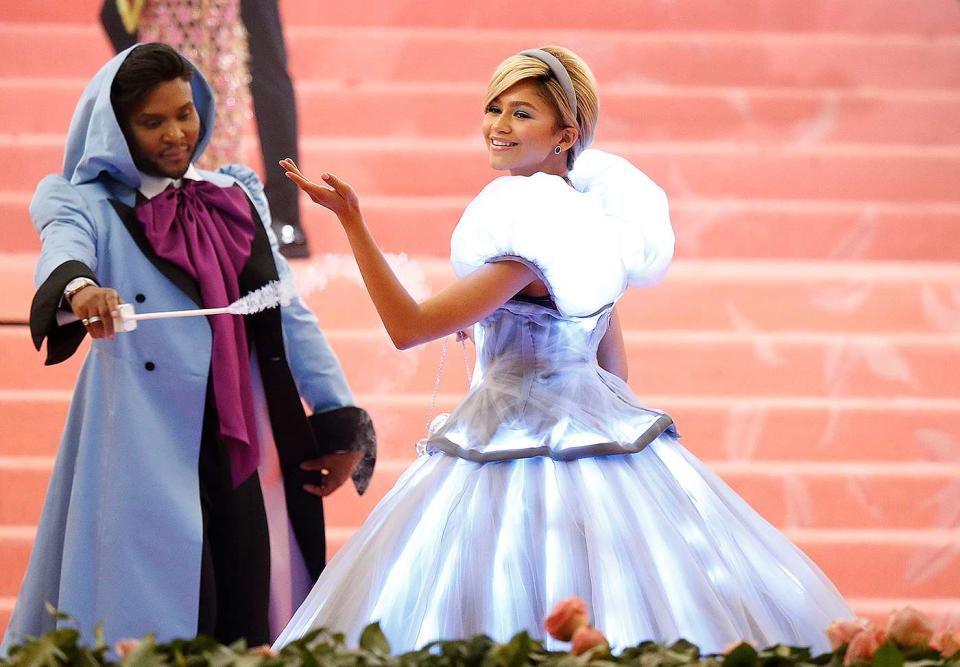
824, 607, 959, 665
1, 601, 957, 666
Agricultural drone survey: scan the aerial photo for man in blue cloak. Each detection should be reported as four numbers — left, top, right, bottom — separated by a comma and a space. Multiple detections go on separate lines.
1, 43, 376, 650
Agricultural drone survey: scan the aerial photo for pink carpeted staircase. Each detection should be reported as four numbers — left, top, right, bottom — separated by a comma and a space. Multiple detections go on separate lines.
1, 0, 959, 643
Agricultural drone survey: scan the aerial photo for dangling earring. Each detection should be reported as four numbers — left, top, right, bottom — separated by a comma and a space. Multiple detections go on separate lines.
554, 145, 563, 154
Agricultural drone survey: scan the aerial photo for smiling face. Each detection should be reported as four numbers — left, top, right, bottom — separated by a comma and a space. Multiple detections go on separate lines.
482, 79, 578, 177
125, 77, 200, 179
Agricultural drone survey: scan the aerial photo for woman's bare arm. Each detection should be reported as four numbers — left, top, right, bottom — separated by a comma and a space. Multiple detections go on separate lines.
340, 216, 534, 349
281, 160, 535, 349
597, 307, 628, 381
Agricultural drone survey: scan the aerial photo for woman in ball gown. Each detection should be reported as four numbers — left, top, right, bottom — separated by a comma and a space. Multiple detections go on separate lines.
272, 46, 852, 654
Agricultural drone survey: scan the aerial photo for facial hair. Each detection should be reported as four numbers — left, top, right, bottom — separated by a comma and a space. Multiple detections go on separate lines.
129, 140, 199, 180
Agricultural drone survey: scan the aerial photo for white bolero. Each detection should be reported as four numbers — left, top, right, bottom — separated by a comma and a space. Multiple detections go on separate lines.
449, 149, 675, 317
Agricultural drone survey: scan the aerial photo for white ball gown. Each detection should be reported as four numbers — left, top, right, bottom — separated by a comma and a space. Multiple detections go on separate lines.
273, 150, 852, 654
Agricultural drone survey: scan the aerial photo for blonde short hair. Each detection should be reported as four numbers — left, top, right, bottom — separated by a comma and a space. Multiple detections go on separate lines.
484, 46, 599, 169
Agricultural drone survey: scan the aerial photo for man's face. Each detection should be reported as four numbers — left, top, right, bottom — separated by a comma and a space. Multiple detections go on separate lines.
126, 78, 201, 179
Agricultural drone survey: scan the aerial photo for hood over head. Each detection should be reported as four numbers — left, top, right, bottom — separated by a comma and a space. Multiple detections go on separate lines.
62, 44, 216, 188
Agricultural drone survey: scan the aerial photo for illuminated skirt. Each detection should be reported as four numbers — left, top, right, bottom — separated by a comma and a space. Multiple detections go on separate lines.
273, 435, 851, 654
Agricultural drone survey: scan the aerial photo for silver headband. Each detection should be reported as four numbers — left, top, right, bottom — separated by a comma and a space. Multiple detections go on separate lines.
518, 49, 578, 118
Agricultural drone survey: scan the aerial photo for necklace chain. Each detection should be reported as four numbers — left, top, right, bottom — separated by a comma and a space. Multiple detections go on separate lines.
419, 333, 472, 454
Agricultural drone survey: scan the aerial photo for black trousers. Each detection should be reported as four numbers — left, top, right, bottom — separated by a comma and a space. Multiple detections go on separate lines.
240, 0, 301, 228
100, 0, 302, 227
196, 393, 271, 645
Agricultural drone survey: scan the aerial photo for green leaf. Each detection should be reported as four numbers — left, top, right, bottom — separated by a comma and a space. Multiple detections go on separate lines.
872, 644, 904, 667
359, 624, 392, 656
231, 655, 274, 667
206, 644, 243, 667
813, 648, 842, 666
9, 635, 68, 667
901, 647, 942, 662
722, 643, 760, 667
482, 632, 539, 667
548, 655, 586, 667
669, 640, 701, 660
42, 602, 75, 625
90, 624, 106, 653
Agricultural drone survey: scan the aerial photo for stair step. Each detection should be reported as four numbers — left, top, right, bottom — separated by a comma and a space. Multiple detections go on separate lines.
300, 86, 960, 146
4, 137, 960, 202
337, 330, 960, 398
300, 261, 960, 335
297, 140, 960, 203
2, 26, 960, 91
5, 0, 960, 34
0, 528, 32, 604
3, 192, 960, 261
2, 325, 958, 397
284, 0, 960, 35
4, 255, 960, 331
289, 29, 960, 91
7, 79, 960, 146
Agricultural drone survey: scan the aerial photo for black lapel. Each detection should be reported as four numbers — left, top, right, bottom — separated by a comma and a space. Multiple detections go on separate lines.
109, 198, 203, 306
239, 194, 329, 578
238, 196, 278, 293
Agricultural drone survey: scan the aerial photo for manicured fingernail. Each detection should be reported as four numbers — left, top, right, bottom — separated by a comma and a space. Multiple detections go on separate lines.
321, 173, 331, 180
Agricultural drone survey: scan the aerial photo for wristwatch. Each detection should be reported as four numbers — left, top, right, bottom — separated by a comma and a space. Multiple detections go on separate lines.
63, 277, 97, 304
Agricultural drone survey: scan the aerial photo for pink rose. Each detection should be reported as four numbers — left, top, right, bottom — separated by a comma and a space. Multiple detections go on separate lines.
249, 644, 278, 657
844, 629, 886, 666
933, 630, 960, 658
826, 618, 874, 650
114, 639, 139, 658
886, 607, 935, 648
544, 597, 589, 642
570, 626, 610, 657
722, 640, 758, 655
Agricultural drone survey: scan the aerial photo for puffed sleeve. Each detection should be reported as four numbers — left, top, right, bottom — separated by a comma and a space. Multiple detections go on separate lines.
569, 149, 674, 288
450, 172, 627, 317
450, 150, 675, 317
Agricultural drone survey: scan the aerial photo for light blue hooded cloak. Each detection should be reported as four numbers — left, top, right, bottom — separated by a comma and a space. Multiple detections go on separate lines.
2, 46, 374, 652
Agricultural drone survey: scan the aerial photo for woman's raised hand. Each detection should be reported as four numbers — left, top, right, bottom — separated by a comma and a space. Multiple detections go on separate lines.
279, 158, 361, 224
